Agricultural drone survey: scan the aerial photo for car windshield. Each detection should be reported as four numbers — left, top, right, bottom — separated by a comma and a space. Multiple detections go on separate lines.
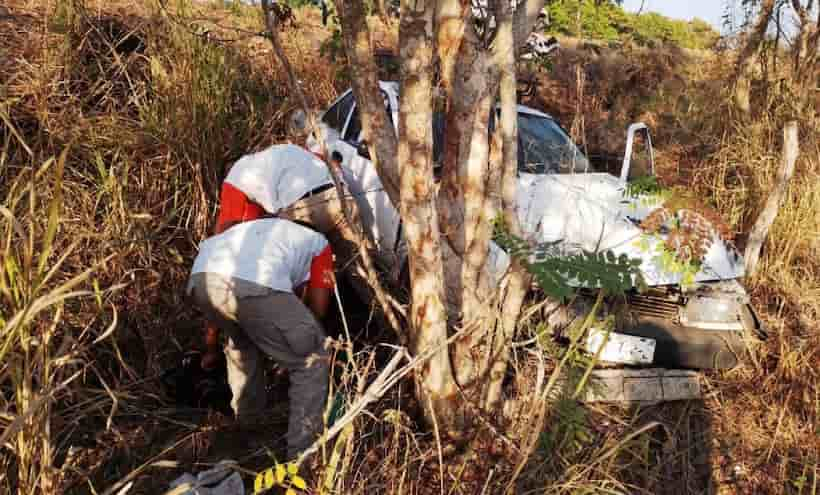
334, 92, 594, 176
517, 114, 593, 174
432, 111, 593, 174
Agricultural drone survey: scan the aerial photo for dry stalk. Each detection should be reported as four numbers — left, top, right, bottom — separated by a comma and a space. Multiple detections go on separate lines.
259, 0, 404, 343
428, 396, 446, 495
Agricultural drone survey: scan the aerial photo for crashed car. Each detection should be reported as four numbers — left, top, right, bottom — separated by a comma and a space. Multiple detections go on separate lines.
310, 81, 764, 369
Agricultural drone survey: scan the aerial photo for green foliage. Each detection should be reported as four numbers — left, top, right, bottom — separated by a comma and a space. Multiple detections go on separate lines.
624, 175, 671, 208
494, 222, 644, 300
545, 0, 719, 49
634, 234, 701, 287
539, 396, 592, 456
624, 174, 662, 197
546, 0, 627, 41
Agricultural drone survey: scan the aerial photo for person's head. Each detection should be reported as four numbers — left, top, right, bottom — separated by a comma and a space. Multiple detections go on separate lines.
287, 109, 309, 147
287, 108, 325, 152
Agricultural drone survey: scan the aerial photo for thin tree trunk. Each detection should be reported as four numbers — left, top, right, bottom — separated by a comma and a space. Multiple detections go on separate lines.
334, 0, 401, 204
789, 0, 820, 113
485, 0, 532, 408
397, 0, 461, 428
260, 0, 403, 339
733, 0, 776, 113
744, 121, 799, 276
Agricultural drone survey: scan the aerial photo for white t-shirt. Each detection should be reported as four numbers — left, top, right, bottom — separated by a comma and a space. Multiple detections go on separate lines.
191, 219, 328, 293
224, 144, 334, 214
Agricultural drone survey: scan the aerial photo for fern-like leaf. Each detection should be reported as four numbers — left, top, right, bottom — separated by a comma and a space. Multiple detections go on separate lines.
494, 223, 643, 301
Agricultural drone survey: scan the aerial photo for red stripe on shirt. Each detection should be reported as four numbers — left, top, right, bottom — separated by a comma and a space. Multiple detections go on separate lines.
215, 182, 267, 233
309, 245, 334, 289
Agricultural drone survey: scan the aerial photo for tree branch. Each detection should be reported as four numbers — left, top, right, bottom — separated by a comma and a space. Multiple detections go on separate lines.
513, 0, 548, 52
260, 0, 404, 340
732, 0, 776, 83
334, 0, 401, 205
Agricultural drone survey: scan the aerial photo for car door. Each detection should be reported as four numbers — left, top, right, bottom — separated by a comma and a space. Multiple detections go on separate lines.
322, 88, 403, 266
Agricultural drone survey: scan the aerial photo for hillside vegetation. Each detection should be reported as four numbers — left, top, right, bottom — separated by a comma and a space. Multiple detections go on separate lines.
545, 0, 720, 49
0, 0, 817, 493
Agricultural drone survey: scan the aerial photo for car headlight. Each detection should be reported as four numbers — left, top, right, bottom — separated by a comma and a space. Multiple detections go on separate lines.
680, 294, 746, 330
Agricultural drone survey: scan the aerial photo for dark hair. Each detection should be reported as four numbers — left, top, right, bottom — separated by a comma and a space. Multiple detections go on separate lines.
331, 150, 343, 163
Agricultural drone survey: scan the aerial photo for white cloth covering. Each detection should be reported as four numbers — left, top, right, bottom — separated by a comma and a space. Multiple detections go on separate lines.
191, 219, 328, 293
224, 144, 334, 214
169, 461, 243, 495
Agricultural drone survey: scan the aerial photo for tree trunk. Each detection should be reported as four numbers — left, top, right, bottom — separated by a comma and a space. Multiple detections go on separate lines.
334, 0, 547, 434
789, 0, 820, 114
732, 0, 775, 113
397, 0, 461, 428
744, 121, 799, 276
485, 0, 533, 408
335, 0, 401, 204
260, 0, 403, 339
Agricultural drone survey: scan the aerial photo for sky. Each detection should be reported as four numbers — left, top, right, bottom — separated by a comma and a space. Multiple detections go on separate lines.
621, 0, 728, 31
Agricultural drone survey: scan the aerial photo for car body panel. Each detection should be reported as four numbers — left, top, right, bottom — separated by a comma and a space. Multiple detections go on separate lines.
312, 82, 746, 288
516, 172, 746, 286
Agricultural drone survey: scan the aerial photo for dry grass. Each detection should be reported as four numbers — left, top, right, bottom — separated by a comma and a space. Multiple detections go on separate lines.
1, 1, 817, 494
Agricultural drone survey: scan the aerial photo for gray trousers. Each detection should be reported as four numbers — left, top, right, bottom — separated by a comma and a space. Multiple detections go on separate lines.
187, 273, 329, 459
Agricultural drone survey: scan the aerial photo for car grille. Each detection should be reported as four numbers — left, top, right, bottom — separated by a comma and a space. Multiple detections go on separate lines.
627, 290, 681, 321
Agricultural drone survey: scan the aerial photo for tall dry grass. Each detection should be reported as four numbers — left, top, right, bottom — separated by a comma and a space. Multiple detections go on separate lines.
551, 47, 820, 493
0, 0, 342, 492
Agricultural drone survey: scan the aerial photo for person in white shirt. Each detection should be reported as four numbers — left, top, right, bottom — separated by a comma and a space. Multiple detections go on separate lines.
203, 144, 358, 370
187, 218, 335, 459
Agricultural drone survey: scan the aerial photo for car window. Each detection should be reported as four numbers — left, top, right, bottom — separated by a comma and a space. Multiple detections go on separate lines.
344, 106, 362, 142
343, 90, 392, 144
517, 114, 593, 174
322, 92, 355, 133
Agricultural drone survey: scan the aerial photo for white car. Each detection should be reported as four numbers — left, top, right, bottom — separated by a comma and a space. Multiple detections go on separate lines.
310, 82, 764, 369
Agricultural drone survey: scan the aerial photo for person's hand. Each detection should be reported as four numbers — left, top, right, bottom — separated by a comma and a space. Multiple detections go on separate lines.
201, 350, 221, 371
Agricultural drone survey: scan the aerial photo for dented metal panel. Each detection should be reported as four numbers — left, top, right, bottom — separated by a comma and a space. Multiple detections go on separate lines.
585, 328, 656, 365
515, 172, 746, 286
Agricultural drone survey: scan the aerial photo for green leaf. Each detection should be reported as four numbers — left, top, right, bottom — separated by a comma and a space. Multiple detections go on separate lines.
36, 147, 67, 278
494, 223, 642, 300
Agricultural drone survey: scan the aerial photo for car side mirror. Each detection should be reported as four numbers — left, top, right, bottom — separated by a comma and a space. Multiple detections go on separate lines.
620, 123, 655, 182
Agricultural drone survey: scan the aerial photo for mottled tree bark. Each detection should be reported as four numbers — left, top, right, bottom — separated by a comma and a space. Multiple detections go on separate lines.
732, 0, 776, 113
397, 0, 461, 428
485, 0, 532, 408
335, 0, 401, 204
334, 0, 547, 433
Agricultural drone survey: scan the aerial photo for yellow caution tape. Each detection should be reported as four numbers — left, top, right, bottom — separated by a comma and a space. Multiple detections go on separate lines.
253, 462, 307, 494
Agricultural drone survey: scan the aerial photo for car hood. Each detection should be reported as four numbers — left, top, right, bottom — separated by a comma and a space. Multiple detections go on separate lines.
515, 172, 746, 286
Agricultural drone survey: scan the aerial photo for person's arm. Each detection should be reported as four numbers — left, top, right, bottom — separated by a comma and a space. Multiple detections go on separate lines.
201, 324, 222, 370
305, 286, 331, 320
304, 244, 334, 321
